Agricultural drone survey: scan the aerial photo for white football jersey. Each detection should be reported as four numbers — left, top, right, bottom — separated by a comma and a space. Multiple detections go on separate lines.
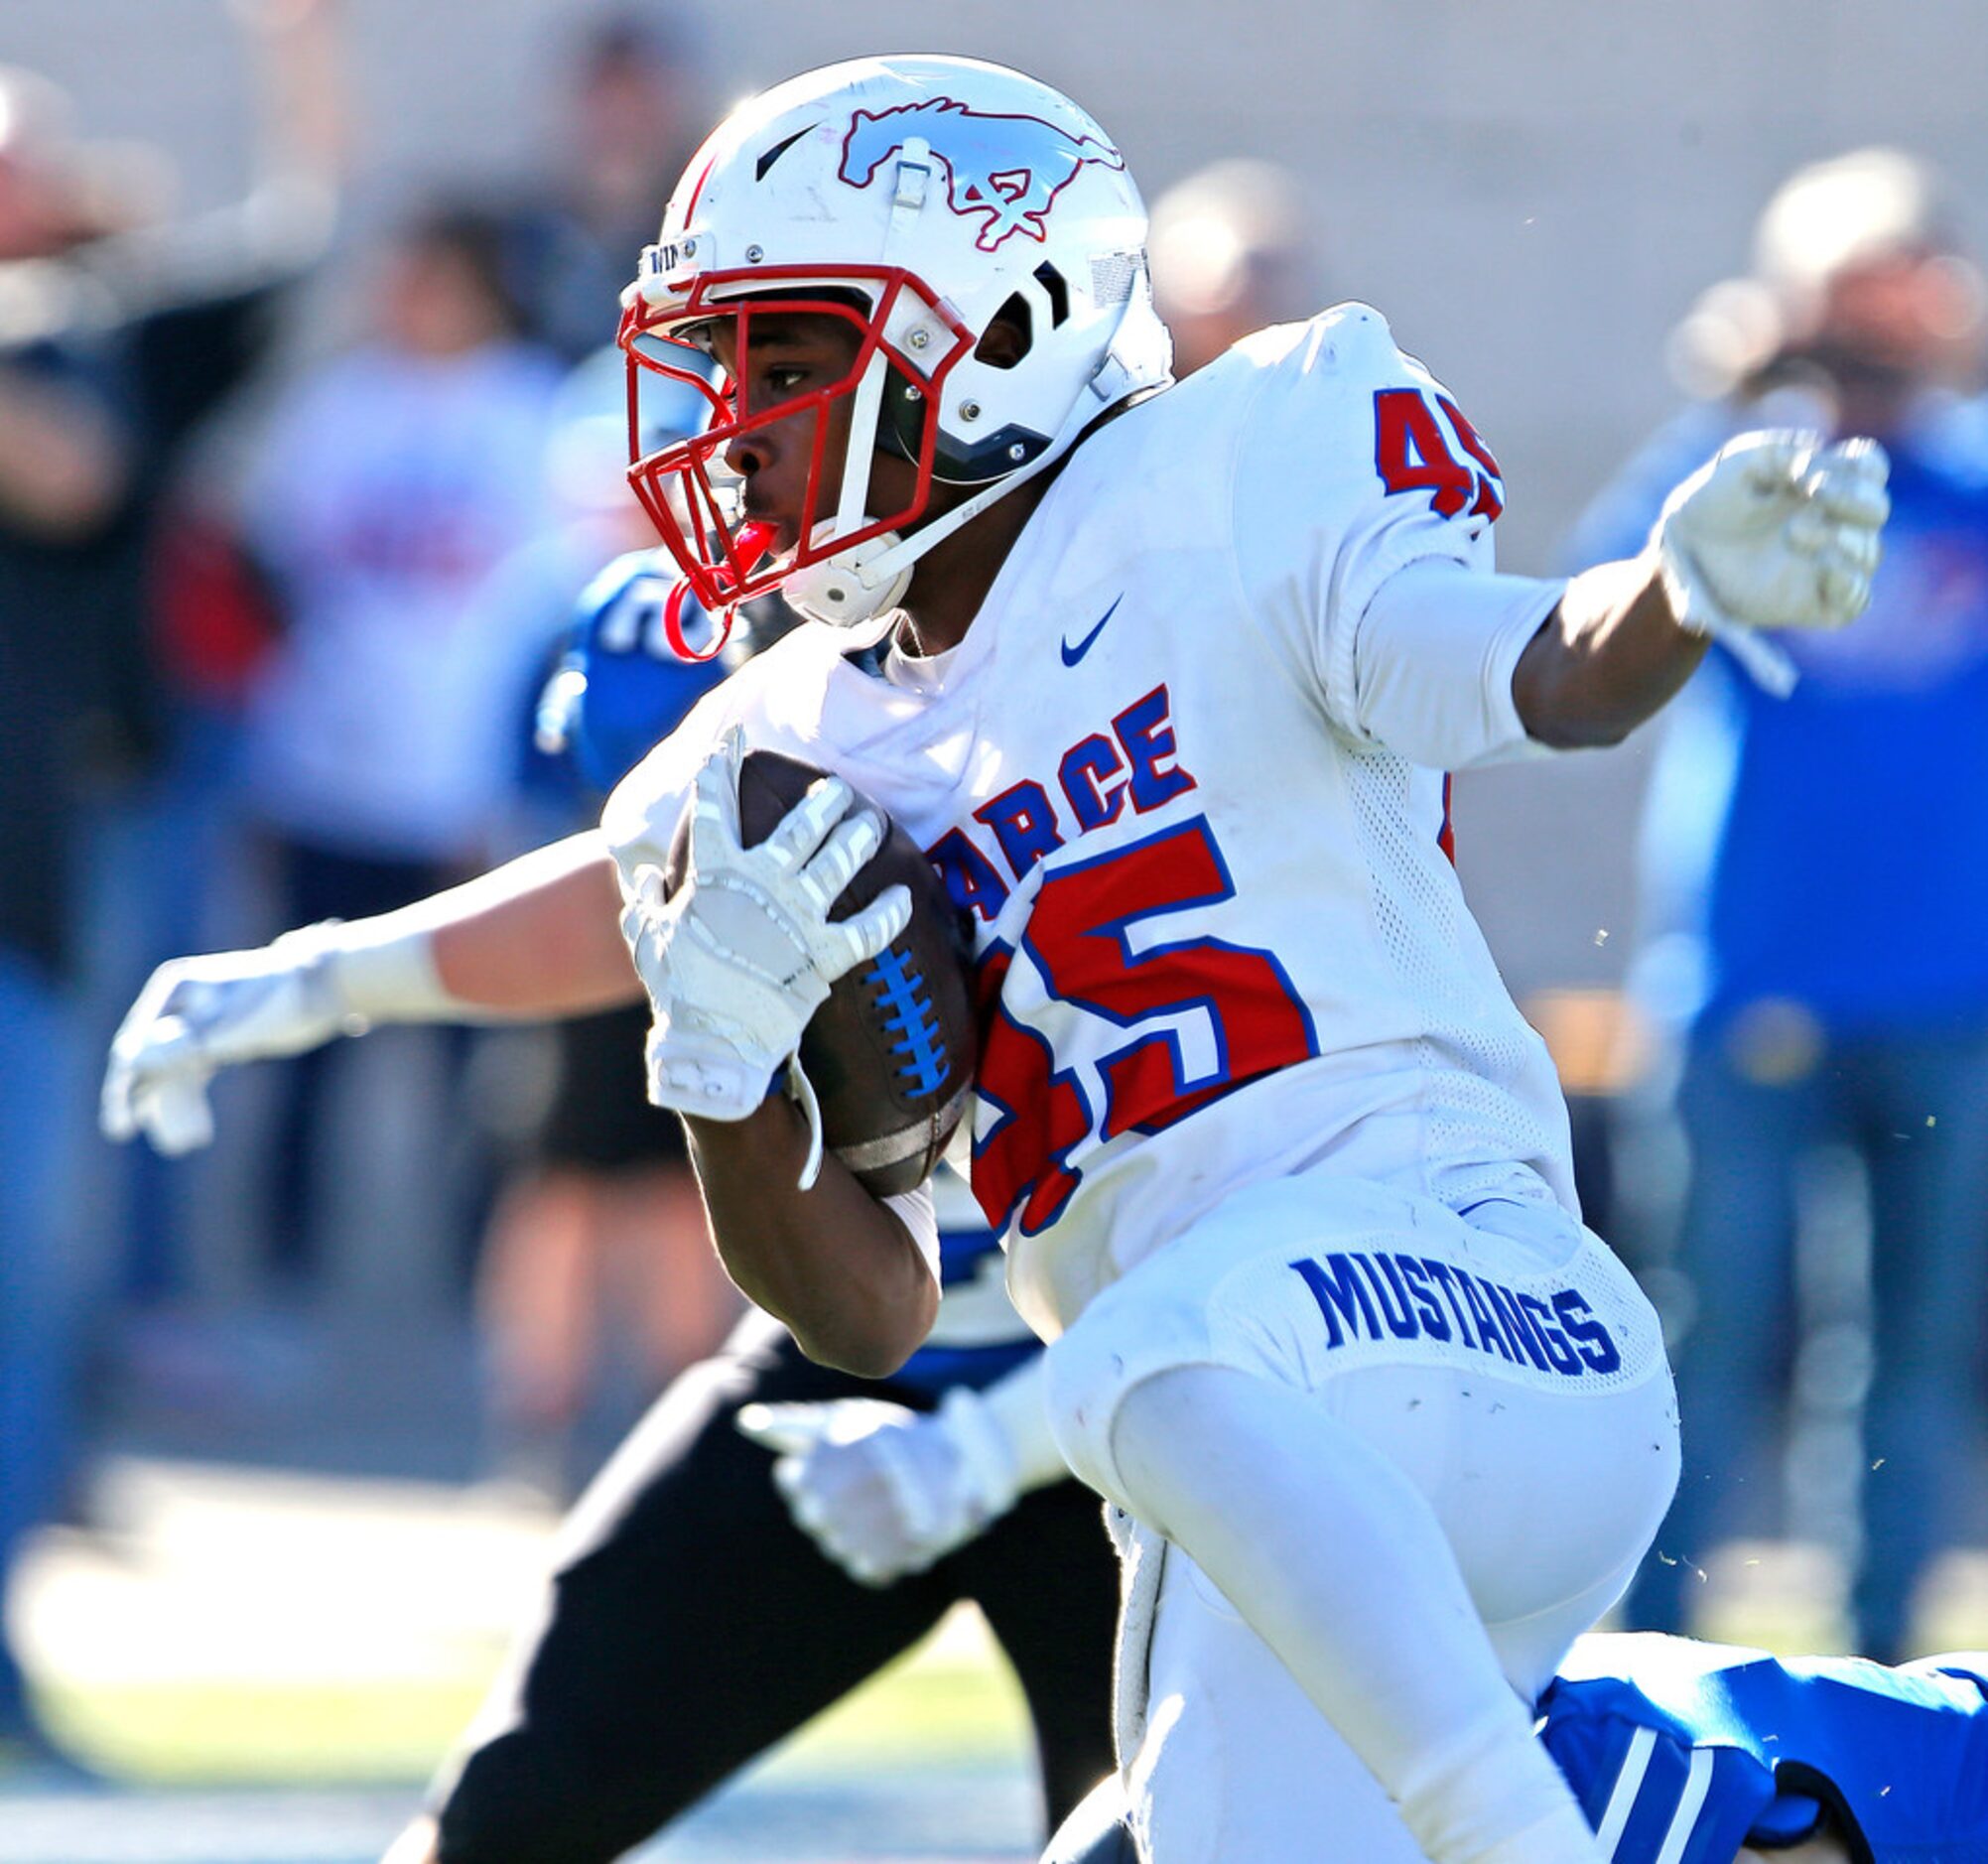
605, 304, 1578, 1340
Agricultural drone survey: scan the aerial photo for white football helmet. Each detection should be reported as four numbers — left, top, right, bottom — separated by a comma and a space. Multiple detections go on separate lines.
617, 54, 1173, 632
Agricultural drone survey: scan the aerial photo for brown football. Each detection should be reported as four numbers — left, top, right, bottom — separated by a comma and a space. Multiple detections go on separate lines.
667, 749, 977, 1197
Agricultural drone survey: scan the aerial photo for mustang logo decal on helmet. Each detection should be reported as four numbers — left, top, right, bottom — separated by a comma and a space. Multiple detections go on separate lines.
839, 96, 1126, 253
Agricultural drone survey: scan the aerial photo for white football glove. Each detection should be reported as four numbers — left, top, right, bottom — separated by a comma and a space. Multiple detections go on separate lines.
620, 732, 910, 1147
737, 1385, 1031, 1585
102, 924, 357, 1154
103, 912, 465, 1156
1654, 430, 1891, 695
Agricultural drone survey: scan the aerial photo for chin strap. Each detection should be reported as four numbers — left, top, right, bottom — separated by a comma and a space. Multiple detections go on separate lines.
782, 524, 914, 628
662, 522, 778, 661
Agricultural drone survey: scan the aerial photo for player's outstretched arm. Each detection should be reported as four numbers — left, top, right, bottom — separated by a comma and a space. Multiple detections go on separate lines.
1514, 432, 1889, 746
1511, 550, 1714, 749
103, 833, 638, 1155
424, 832, 638, 1013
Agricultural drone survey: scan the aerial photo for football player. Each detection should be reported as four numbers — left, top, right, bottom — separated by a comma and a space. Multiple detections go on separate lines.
1047, 1630, 1988, 1864
372, 554, 1119, 1863
103, 55, 1890, 1864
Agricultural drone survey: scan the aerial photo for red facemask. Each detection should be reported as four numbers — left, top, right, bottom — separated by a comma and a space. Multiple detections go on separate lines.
617, 267, 974, 658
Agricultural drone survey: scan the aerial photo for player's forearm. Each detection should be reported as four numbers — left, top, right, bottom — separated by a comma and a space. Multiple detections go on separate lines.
1511, 550, 1709, 749
686, 1099, 939, 1378
421, 833, 642, 1016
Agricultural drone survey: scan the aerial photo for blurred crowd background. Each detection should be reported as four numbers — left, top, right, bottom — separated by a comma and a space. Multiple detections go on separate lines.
5, 0, 1988, 1805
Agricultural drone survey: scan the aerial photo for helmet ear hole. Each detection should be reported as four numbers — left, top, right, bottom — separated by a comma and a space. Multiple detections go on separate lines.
1033, 262, 1071, 329
975, 294, 1033, 371
876, 356, 936, 466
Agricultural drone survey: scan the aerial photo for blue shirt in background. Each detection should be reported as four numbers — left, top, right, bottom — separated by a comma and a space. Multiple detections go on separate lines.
1564, 404, 1988, 1036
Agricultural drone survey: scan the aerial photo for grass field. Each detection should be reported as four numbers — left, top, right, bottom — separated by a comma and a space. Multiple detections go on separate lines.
16, 1454, 1988, 1863
4, 1458, 1044, 1861
5, 1624, 1040, 1862
32, 1600, 1032, 1788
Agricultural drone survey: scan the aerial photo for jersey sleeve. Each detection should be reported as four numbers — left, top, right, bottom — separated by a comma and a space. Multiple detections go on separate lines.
596, 622, 866, 888
1229, 304, 1555, 764
1355, 561, 1562, 768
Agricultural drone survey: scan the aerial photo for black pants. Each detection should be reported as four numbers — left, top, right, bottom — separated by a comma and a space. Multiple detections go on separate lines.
432, 1312, 1119, 1862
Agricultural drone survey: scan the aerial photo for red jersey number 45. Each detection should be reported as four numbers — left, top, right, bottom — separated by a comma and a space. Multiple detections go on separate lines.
1373, 388, 1504, 523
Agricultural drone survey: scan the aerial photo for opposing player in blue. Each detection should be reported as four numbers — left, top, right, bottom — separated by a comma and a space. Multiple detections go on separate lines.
390, 558, 1119, 1862
1050, 1631, 1988, 1864
1542, 1634, 1988, 1864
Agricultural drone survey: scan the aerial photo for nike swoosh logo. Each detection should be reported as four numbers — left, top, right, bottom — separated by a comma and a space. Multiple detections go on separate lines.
1060, 596, 1124, 667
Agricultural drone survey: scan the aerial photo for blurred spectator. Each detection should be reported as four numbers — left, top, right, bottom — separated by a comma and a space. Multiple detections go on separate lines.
1147, 156, 1321, 377
0, 0, 342, 1771
1566, 148, 1988, 1662
498, 11, 701, 361
236, 203, 561, 1298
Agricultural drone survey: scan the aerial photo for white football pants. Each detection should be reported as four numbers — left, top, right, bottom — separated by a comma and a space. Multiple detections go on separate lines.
1043, 1170, 1679, 1864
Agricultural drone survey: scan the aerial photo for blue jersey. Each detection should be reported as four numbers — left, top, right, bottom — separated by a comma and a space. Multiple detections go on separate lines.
1540, 1632, 1988, 1863
1564, 407, 1988, 1036
540, 550, 729, 795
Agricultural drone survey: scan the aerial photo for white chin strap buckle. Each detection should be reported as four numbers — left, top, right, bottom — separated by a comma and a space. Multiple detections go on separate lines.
782, 526, 912, 627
